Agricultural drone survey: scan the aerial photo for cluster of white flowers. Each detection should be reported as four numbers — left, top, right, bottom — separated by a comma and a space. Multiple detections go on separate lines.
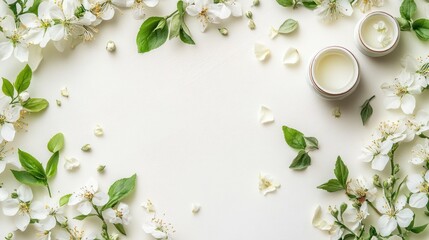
0, 0, 159, 66
185, 0, 242, 32
359, 111, 429, 171
382, 56, 429, 115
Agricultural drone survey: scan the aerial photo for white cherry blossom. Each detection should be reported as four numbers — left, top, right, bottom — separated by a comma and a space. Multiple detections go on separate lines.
104, 202, 131, 225
346, 176, 377, 203
186, 0, 231, 32
342, 202, 369, 231
0, 97, 23, 142
68, 179, 109, 215
315, 0, 353, 22
131, 0, 159, 20
0, 15, 30, 62
258, 172, 280, 195
406, 171, 429, 208
410, 140, 429, 165
359, 139, 393, 171
376, 195, 414, 236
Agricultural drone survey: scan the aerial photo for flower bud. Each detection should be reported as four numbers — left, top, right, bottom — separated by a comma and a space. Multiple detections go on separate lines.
252, 0, 260, 6
245, 11, 253, 19
329, 206, 338, 218
218, 27, 228, 36
248, 20, 256, 30
394, 164, 400, 174
5, 233, 14, 240
97, 165, 106, 173
373, 174, 381, 188
111, 233, 120, 240
81, 144, 91, 152
106, 41, 116, 52
11, 192, 18, 199
19, 91, 30, 102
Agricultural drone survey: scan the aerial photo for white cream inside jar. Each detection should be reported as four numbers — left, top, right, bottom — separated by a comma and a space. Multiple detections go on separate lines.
360, 13, 398, 51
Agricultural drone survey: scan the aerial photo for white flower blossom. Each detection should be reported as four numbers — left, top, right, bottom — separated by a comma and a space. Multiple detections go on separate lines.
218, 0, 242, 17
132, 0, 159, 19
346, 176, 377, 203
142, 217, 173, 240
186, 0, 231, 32
64, 156, 80, 170
68, 179, 109, 215
353, 0, 383, 13
406, 171, 429, 208
0, 97, 22, 143
141, 199, 156, 213
312, 205, 344, 240
342, 202, 369, 231
258, 172, 280, 195
0, 15, 30, 62
381, 70, 423, 114
403, 111, 429, 142
104, 202, 131, 225
2, 185, 48, 231
314, 0, 353, 22
376, 195, 414, 236
359, 138, 393, 171
410, 140, 429, 165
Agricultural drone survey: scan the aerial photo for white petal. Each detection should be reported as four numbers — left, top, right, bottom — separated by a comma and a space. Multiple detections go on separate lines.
39, 216, 56, 231
407, 174, 424, 193
143, 0, 158, 7
227, 1, 242, 16
208, 3, 231, 19
1, 123, 15, 142
396, 208, 414, 227
377, 215, 397, 237
17, 185, 33, 202
312, 205, 332, 231
0, 188, 8, 201
401, 94, 416, 114
186, 5, 200, 16
133, 5, 146, 19
151, 230, 167, 239
269, 27, 279, 39
48, 25, 65, 42
101, 5, 115, 20
92, 192, 109, 206
2, 199, 19, 216
254, 43, 270, 61
104, 208, 116, 222
395, 195, 407, 210
337, 0, 353, 16
191, 203, 201, 214
142, 222, 157, 233
14, 44, 29, 62
27, 45, 43, 72
30, 201, 49, 219
371, 154, 389, 171
19, 13, 40, 28
259, 105, 274, 124
385, 96, 401, 109
64, 157, 80, 170
14, 214, 30, 231
78, 201, 93, 215
0, 41, 14, 61
283, 47, 300, 65
68, 193, 83, 206
409, 193, 428, 208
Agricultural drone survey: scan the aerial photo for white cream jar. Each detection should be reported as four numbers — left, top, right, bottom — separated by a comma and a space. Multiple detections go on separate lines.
308, 46, 360, 100
354, 11, 400, 57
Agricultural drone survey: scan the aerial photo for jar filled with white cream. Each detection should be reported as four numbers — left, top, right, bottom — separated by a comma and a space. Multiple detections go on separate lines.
354, 11, 400, 57
307, 46, 360, 100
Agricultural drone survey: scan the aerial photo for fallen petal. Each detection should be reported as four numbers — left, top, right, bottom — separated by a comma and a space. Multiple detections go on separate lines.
283, 47, 300, 65
259, 105, 274, 124
254, 43, 270, 61
269, 27, 279, 39
191, 203, 201, 214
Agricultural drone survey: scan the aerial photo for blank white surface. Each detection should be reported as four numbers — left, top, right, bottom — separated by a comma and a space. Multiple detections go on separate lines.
1, 0, 429, 239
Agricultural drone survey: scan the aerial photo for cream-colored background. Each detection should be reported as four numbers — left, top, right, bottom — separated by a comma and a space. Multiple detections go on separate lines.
1, 0, 429, 239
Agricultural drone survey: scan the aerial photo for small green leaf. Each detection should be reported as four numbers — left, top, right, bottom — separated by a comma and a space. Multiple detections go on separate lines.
137, 17, 169, 53
360, 95, 375, 125
18, 149, 46, 180
317, 179, 344, 192
102, 174, 137, 210
11, 170, 46, 186
282, 126, 306, 150
278, 19, 298, 34
400, 0, 417, 21
22, 98, 49, 112
412, 19, 429, 41
304, 137, 319, 150
114, 223, 127, 236
409, 224, 428, 233
179, 23, 195, 45
177, 0, 184, 14
45, 152, 59, 178
169, 13, 181, 40
301, 0, 317, 9
334, 156, 349, 188
47, 133, 65, 153
59, 194, 72, 207
340, 203, 347, 215
2, 78, 14, 98
276, 0, 294, 7
14, 65, 32, 94
74, 214, 97, 220
289, 150, 311, 170
397, 17, 411, 31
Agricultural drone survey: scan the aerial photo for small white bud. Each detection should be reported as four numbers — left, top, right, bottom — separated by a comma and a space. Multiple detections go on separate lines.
19, 91, 30, 102
61, 87, 69, 98
248, 20, 256, 30
106, 41, 116, 52
191, 203, 201, 214
94, 125, 104, 137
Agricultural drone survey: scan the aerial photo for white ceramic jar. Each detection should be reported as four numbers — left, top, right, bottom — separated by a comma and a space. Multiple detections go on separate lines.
307, 46, 360, 100
354, 11, 400, 57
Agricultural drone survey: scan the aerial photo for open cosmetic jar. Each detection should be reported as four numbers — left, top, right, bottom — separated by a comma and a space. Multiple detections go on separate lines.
308, 46, 360, 100
354, 11, 400, 57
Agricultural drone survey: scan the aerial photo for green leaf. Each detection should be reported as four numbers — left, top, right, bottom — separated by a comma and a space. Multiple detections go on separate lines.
412, 19, 429, 41
2, 78, 14, 98
278, 19, 298, 34
282, 126, 306, 150
137, 17, 169, 53
177, 0, 184, 14
45, 152, 59, 178
102, 174, 137, 210
334, 156, 349, 188
400, 0, 417, 21
18, 149, 46, 180
343, 234, 355, 240
397, 17, 411, 31
26, 0, 42, 14
47, 133, 65, 153
409, 224, 428, 233
74, 214, 97, 220
340, 203, 347, 215
59, 194, 72, 207
304, 137, 319, 150
14, 65, 32, 94
22, 98, 49, 112
276, 0, 294, 7
169, 13, 181, 40
114, 223, 127, 236
360, 95, 375, 125
289, 150, 311, 170
179, 24, 195, 45
317, 179, 344, 192
11, 170, 46, 186
302, 0, 317, 9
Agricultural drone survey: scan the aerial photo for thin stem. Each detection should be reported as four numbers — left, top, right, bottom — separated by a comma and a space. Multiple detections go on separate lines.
335, 220, 358, 237
165, 10, 179, 19
419, 134, 429, 139
46, 184, 52, 198
397, 226, 403, 235
367, 201, 382, 216
93, 204, 111, 240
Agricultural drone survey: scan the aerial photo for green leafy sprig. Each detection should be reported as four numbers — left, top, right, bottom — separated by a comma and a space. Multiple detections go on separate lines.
2, 64, 49, 113
360, 95, 375, 126
282, 125, 319, 170
317, 156, 349, 192
397, 0, 429, 40
276, 0, 318, 10
11, 133, 64, 197
137, 0, 194, 54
